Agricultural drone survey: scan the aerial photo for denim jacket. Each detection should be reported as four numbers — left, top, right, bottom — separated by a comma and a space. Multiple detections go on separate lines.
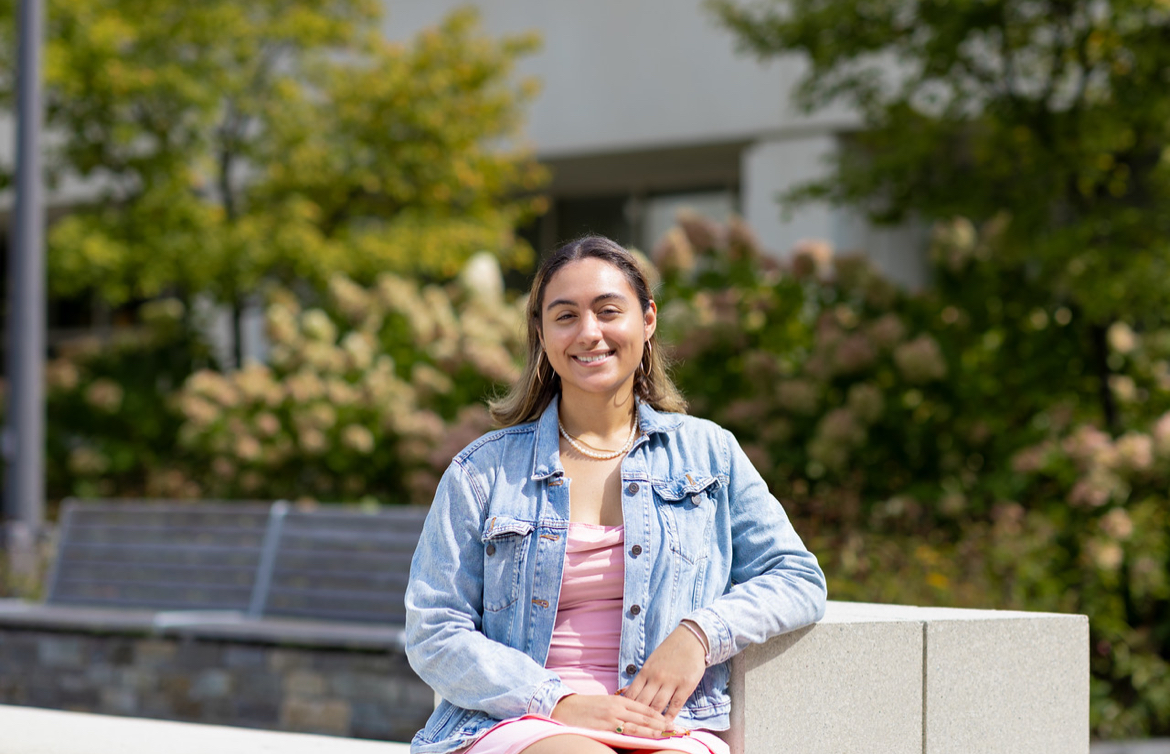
405, 396, 827, 754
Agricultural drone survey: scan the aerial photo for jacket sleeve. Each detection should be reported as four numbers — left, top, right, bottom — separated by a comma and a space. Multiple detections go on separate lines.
683, 428, 827, 665
404, 458, 576, 719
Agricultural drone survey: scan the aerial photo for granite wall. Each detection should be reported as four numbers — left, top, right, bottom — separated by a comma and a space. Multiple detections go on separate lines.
0, 626, 432, 742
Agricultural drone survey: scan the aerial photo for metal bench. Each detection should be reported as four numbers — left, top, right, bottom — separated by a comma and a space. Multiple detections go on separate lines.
45, 499, 431, 625
259, 505, 426, 624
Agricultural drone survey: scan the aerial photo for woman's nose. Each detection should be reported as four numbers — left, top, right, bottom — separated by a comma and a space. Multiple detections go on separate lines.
578, 312, 603, 341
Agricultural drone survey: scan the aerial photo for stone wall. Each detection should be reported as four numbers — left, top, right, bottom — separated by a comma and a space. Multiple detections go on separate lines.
0, 621, 432, 742
0, 599, 1091, 753
727, 602, 1090, 754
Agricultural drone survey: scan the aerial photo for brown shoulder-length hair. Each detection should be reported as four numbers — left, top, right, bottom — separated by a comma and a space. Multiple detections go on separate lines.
489, 235, 688, 427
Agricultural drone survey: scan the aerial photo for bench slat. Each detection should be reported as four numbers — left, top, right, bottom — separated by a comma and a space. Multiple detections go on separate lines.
257, 506, 429, 624
47, 500, 272, 611
47, 499, 431, 625
54, 564, 257, 586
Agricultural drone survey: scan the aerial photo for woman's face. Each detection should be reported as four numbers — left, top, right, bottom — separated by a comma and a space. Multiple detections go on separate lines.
539, 257, 657, 404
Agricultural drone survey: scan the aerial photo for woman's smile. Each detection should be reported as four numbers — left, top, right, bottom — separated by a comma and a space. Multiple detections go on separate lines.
573, 351, 615, 365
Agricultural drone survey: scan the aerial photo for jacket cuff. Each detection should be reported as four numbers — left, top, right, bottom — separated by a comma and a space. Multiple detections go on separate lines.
526, 677, 576, 717
684, 607, 734, 666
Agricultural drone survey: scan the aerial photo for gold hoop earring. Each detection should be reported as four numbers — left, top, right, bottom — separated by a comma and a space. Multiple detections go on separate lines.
535, 350, 546, 385
640, 341, 652, 376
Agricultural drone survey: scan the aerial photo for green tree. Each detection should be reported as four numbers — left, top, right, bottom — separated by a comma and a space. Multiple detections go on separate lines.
0, 1, 544, 365
710, 0, 1170, 430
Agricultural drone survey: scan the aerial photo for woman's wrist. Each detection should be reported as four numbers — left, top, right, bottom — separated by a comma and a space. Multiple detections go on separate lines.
679, 619, 711, 666
550, 693, 577, 721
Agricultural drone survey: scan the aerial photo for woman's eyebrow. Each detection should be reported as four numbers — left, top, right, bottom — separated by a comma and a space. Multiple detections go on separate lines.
545, 292, 628, 311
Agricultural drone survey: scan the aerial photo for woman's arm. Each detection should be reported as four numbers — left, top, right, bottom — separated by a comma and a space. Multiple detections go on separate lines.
682, 428, 828, 665
404, 459, 574, 720
623, 426, 826, 723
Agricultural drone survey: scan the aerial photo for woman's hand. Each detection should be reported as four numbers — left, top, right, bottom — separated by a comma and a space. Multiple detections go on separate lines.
621, 623, 708, 726
550, 693, 668, 738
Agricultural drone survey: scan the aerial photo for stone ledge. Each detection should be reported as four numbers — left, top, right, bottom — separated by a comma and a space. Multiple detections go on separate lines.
729, 601, 1089, 754
0, 600, 404, 651
0, 704, 412, 754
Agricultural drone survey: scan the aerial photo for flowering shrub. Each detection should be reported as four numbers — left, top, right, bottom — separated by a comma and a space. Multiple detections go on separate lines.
1004, 411, 1170, 736
41, 298, 214, 501
655, 214, 976, 535
173, 253, 524, 503
652, 211, 1170, 737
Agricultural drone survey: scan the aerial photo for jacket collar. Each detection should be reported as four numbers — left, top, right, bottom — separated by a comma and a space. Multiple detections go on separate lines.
530, 393, 684, 480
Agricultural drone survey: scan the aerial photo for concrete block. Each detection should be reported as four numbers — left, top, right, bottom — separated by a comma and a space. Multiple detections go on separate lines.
269, 648, 310, 672
729, 603, 924, 754
330, 671, 394, 701
37, 636, 84, 668
234, 670, 281, 701
728, 602, 1088, 754
100, 686, 138, 715
173, 641, 226, 671
223, 645, 267, 669
232, 696, 281, 726
920, 608, 1089, 754
133, 639, 176, 668
280, 697, 352, 736
284, 670, 328, 698
189, 669, 232, 700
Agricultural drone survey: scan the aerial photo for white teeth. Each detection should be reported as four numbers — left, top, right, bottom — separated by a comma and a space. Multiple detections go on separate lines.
577, 353, 609, 363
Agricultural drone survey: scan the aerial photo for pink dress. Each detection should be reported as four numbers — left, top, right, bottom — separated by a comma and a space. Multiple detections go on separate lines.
462, 523, 729, 754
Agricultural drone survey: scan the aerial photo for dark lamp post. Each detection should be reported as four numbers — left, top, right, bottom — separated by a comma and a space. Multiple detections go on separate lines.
3, 0, 46, 580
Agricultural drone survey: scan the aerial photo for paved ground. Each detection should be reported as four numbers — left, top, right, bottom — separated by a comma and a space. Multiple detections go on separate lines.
1093, 742, 1170, 753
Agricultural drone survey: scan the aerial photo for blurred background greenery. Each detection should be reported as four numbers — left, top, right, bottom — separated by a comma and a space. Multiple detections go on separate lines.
2, 0, 1169, 741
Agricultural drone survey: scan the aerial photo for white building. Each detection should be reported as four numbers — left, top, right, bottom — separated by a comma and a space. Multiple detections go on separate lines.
383, 0, 926, 287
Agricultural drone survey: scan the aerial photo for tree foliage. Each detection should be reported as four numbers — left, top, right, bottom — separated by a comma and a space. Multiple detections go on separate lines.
0, 0, 545, 361
45, 254, 522, 506
709, 0, 1170, 428
653, 213, 1170, 737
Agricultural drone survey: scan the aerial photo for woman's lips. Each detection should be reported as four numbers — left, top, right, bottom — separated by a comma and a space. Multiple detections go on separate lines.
572, 351, 615, 365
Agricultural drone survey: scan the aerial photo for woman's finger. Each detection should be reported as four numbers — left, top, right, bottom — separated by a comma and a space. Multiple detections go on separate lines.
663, 692, 688, 725
618, 711, 667, 738
622, 675, 647, 703
615, 697, 669, 737
626, 678, 660, 709
645, 683, 676, 717
618, 697, 666, 723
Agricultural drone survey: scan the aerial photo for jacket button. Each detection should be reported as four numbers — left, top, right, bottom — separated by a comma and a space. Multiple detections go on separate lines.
625, 664, 637, 676
629, 545, 642, 557
485, 544, 496, 556
626, 482, 639, 494
630, 604, 641, 616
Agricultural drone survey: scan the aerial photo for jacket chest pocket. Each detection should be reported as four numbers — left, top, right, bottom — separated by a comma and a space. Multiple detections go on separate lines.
481, 515, 535, 612
652, 475, 719, 565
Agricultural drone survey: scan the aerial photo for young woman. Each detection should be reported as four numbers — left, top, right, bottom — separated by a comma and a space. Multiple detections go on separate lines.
405, 236, 826, 754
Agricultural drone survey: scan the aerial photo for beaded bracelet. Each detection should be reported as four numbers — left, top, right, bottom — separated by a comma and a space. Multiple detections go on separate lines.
679, 620, 712, 666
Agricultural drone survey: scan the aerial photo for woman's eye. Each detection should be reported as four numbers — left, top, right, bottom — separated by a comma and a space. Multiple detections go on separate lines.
556, 312, 575, 321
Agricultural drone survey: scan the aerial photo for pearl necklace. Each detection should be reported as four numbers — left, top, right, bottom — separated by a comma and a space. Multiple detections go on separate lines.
558, 416, 639, 460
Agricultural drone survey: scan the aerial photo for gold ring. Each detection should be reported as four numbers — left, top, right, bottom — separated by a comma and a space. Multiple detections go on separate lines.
615, 725, 624, 734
